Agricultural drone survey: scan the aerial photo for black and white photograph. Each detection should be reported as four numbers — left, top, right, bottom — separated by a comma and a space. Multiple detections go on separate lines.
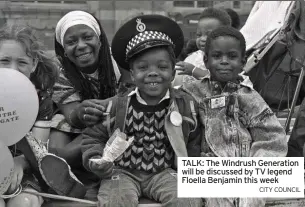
0, 1, 304, 207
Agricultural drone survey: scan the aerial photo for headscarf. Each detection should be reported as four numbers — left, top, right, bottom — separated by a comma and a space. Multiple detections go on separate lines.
55, 10, 117, 100
55, 10, 101, 46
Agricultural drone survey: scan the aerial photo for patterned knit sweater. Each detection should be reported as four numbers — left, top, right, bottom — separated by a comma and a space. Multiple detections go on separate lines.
115, 95, 174, 173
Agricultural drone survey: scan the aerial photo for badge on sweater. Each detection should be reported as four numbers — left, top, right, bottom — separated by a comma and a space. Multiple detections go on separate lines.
210, 96, 226, 109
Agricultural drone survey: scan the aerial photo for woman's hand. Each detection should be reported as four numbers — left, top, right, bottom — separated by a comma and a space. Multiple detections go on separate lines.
175, 61, 196, 76
7, 156, 27, 194
76, 99, 109, 126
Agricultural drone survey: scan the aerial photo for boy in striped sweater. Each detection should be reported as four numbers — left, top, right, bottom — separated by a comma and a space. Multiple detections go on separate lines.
81, 14, 203, 207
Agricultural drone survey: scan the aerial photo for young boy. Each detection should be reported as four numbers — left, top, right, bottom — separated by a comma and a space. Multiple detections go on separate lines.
182, 26, 288, 206
173, 8, 231, 86
81, 15, 203, 207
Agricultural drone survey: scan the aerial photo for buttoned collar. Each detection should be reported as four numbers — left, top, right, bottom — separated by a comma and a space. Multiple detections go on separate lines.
127, 87, 170, 105
201, 74, 254, 90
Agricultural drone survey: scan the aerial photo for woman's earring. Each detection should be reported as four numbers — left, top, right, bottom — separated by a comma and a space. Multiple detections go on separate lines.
64, 52, 68, 57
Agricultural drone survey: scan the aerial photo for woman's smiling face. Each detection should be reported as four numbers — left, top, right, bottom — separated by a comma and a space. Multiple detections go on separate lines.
63, 24, 101, 69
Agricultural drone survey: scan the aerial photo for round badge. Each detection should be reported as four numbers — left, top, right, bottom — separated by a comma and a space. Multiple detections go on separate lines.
136, 18, 146, 32
170, 111, 182, 127
0, 69, 39, 146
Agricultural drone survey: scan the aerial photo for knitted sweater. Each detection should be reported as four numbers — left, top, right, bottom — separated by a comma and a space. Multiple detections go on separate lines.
81, 88, 202, 173
115, 96, 174, 172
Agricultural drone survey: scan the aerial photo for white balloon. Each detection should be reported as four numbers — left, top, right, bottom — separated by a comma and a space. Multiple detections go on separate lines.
0, 141, 14, 195
0, 69, 39, 146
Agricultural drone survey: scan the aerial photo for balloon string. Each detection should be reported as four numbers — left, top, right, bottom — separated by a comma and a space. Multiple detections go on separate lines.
22, 189, 97, 205
0, 184, 22, 199
0, 185, 97, 205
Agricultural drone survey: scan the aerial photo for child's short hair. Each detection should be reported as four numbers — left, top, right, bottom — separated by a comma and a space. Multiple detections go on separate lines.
225, 8, 241, 29
199, 8, 232, 26
0, 24, 59, 91
205, 26, 246, 57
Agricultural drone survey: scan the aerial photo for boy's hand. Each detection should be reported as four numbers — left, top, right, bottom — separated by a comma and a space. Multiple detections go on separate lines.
89, 156, 114, 178
175, 61, 195, 76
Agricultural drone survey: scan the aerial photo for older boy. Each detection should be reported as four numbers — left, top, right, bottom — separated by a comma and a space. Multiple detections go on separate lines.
183, 26, 288, 206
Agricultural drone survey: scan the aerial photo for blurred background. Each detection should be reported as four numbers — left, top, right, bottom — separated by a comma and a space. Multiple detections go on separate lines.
0, 0, 255, 53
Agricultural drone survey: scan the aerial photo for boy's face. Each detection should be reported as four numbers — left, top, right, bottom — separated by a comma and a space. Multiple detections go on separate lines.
130, 47, 175, 105
196, 18, 223, 52
204, 36, 245, 83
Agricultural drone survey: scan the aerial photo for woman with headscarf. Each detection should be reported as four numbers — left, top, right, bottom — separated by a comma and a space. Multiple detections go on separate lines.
48, 11, 121, 176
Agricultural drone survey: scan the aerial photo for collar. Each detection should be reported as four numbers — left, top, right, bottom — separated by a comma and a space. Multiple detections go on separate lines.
128, 87, 170, 105
201, 74, 254, 90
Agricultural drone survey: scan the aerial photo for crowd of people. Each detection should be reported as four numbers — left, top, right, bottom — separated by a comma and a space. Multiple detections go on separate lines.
0, 5, 302, 207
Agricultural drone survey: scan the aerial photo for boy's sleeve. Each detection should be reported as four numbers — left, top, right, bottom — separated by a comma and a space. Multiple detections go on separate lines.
247, 92, 288, 157
81, 117, 113, 171
178, 86, 209, 157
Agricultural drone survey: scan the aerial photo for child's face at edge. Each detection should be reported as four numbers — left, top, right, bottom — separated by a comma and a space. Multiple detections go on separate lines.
0, 40, 36, 78
130, 47, 175, 105
196, 18, 223, 52
204, 36, 245, 83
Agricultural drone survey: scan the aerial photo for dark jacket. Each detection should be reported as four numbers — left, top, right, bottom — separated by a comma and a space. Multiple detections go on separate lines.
287, 97, 305, 157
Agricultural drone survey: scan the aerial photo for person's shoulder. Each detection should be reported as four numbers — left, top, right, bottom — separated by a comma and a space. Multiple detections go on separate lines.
171, 87, 200, 114
239, 88, 266, 105
237, 84, 272, 117
237, 76, 262, 100
172, 87, 192, 97
171, 86, 200, 103
53, 68, 75, 91
102, 90, 131, 109
238, 75, 254, 90
56, 66, 69, 81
